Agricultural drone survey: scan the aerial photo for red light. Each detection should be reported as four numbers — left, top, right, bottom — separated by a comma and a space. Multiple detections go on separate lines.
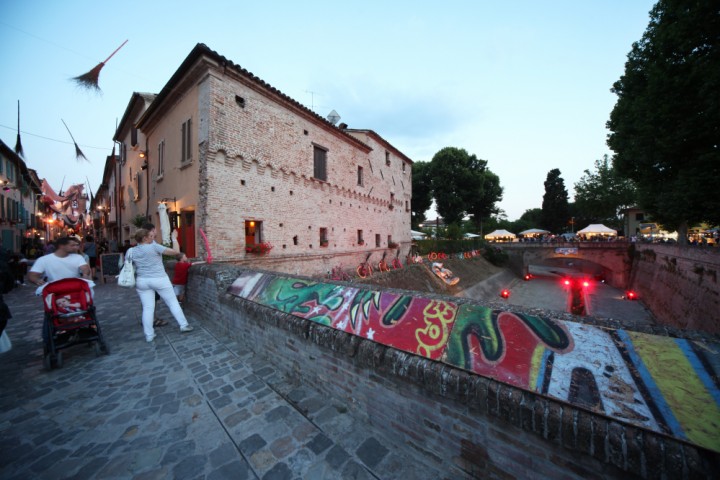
500, 289, 510, 299
524, 274, 531, 281
563, 279, 571, 286
626, 290, 637, 300
582, 280, 590, 288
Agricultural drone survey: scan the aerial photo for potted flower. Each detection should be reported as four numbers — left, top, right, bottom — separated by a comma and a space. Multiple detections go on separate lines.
358, 240, 365, 246
246, 241, 274, 255
388, 241, 399, 249
320, 240, 329, 247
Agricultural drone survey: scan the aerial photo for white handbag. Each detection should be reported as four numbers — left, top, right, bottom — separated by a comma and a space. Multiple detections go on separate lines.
118, 248, 136, 288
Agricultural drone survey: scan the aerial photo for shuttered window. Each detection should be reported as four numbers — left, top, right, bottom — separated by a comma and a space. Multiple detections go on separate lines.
313, 146, 327, 181
181, 119, 192, 164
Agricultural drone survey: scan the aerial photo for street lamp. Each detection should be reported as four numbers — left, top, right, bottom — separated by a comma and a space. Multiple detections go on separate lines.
571, 217, 575, 233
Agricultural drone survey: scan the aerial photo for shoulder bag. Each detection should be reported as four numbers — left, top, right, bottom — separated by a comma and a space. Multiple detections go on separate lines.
118, 248, 136, 288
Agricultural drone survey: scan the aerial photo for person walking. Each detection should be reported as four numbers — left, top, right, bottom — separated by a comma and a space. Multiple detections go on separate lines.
128, 228, 194, 343
83, 235, 98, 280
28, 236, 92, 287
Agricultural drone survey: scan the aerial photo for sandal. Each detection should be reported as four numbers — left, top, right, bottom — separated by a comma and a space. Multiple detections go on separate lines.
153, 318, 169, 327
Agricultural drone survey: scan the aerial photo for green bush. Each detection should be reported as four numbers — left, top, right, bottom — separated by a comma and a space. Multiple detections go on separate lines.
482, 246, 509, 267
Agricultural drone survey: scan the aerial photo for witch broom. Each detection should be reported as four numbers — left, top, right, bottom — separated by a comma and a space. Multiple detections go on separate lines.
72, 40, 128, 91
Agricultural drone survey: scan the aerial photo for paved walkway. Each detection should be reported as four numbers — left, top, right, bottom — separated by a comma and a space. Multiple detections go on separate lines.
0, 281, 444, 480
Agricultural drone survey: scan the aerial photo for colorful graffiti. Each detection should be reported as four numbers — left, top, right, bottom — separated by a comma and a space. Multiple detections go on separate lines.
228, 271, 720, 453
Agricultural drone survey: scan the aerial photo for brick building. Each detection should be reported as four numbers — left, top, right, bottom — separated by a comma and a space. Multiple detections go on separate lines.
110, 44, 412, 274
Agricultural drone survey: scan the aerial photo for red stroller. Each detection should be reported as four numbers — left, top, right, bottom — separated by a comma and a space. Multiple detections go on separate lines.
41, 278, 110, 370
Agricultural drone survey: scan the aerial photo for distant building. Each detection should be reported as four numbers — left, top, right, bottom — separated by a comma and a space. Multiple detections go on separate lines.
107, 44, 412, 274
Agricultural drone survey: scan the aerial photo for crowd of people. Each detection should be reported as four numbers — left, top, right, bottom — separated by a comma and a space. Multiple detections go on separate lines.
0, 226, 195, 349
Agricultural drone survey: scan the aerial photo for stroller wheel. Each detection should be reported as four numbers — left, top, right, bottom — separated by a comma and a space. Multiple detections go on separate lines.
54, 352, 64, 369
43, 354, 52, 371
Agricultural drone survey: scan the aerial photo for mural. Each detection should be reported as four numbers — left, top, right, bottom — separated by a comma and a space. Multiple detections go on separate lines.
228, 271, 720, 453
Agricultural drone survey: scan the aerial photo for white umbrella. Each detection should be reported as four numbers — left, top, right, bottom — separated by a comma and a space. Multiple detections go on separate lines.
158, 203, 171, 246
519, 228, 550, 235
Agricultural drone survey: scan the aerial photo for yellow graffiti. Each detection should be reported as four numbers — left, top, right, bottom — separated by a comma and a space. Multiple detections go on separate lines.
416, 301, 457, 357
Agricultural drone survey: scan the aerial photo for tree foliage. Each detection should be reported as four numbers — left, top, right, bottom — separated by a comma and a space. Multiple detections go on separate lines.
607, 0, 720, 240
540, 169, 570, 233
428, 147, 503, 227
410, 160, 433, 228
573, 154, 636, 227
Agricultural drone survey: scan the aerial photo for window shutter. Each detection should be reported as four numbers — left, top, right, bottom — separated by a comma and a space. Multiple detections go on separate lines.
181, 122, 186, 162
131, 128, 138, 147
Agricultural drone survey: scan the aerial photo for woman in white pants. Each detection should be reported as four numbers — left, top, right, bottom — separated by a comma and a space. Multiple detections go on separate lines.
129, 228, 194, 342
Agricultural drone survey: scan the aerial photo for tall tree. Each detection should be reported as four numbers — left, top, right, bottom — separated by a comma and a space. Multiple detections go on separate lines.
428, 147, 483, 225
573, 154, 636, 228
607, 0, 720, 243
468, 170, 503, 233
429, 147, 503, 227
410, 160, 433, 228
540, 169, 570, 233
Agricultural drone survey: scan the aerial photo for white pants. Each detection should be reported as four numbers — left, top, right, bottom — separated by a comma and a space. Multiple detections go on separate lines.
135, 276, 189, 340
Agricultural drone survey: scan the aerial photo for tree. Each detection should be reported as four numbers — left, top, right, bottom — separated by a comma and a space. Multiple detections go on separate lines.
428, 147, 503, 227
468, 170, 503, 233
573, 154, 636, 228
540, 169, 570, 233
607, 0, 720, 244
410, 161, 433, 228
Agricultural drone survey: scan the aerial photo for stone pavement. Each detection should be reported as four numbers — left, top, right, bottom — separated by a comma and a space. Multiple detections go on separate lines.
0, 281, 446, 480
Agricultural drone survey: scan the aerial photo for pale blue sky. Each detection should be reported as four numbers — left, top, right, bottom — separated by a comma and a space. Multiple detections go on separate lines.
0, 0, 656, 221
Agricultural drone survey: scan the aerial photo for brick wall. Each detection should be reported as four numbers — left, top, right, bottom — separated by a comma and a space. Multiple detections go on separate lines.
184, 263, 720, 479
200, 71, 411, 264
629, 244, 720, 333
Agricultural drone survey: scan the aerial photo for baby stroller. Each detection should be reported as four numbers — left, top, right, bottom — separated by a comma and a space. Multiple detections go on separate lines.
41, 278, 110, 370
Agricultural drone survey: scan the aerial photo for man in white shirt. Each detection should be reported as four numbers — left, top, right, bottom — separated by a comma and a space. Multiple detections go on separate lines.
28, 236, 92, 288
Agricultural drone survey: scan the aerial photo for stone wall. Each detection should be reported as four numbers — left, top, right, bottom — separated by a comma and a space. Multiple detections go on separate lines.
629, 244, 720, 333
184, 263, 720, 479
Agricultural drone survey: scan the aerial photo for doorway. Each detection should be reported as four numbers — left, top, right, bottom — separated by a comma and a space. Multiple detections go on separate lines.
178, 211, 195, 258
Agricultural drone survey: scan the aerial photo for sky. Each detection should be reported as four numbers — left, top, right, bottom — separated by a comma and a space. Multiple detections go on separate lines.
0, 0, 657, 221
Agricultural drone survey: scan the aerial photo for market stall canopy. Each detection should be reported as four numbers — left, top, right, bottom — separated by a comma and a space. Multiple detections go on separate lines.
519, 228, 550, 236
464, 233, 481, 238
485, 229, 516, 239
411, 230, 427, 240
577, 224, 617, 235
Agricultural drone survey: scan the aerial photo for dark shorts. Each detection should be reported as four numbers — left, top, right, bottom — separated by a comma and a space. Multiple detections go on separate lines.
88, 257, 97, 268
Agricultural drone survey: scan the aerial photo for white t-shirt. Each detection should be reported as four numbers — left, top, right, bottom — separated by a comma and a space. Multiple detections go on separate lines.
30, 253, 88, 283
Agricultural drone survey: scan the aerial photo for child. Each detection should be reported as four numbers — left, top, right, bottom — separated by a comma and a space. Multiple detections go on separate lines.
55, 295, 82, 313
172, 260, 205, 306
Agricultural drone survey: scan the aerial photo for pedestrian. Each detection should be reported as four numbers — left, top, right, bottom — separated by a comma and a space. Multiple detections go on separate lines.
128, 228, 194, 343
27, 236, 92, 289
83, 235, 98, 280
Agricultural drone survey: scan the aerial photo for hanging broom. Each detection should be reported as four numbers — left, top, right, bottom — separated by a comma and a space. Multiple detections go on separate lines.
15, 100, 24, 157
61, 119, 89, 162
72, 39, 128, 91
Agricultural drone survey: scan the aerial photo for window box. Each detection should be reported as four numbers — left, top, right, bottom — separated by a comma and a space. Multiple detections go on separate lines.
357, 241, 365, 246
320, 240, 329, 247
246, 242, 274, 255
388, 241, 399, 249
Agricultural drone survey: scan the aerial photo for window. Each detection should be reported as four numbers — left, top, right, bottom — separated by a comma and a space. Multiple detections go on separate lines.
389, 193, 395, 210
357, 166, 364, 186
388, 235, 393, 246
319, 227, 328, 246
402, 162, 406, 172
131, 127, 138, 147
245, 220, 263, 245
133, 172, 141, 201
157, 140, 165, 177
313, 145, 327, 181
375, 234, 381, 247
385, 151, 390, 166
357, 230, 364, 245
181, 118, 192, 164
405, 200, 409, 212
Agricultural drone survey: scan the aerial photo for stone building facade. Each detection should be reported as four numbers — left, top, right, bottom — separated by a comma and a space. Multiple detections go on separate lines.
112, 44, 411, 274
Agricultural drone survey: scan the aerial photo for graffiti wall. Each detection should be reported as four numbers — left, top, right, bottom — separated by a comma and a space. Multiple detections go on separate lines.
228, 271, 720, 453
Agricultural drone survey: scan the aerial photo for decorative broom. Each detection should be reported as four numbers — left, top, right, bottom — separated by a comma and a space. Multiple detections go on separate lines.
61, 119, 89, 162
15, 100, 24, 157
72, 39, 128, 91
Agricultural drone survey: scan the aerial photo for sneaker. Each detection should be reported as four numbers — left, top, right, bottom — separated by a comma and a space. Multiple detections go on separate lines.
146, 334, 156, 343
180, 325, 194, 333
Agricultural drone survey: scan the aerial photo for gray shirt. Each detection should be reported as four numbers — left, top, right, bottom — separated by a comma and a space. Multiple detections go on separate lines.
129, 243, 168, 279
